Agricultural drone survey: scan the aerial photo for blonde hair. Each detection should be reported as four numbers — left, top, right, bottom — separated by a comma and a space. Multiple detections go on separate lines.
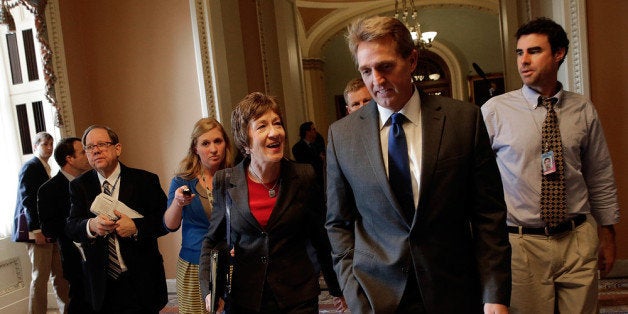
176, 118, 234, 180
343, 77, 366, 104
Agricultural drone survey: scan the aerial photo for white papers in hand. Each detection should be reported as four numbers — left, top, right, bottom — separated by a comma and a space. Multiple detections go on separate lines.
90, 193, 144, 220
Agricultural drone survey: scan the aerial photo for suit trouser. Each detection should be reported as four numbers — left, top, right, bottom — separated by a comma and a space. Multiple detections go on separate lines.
509, 215, 599, 314
27, 242, 70, 314
97, 271, 161, 314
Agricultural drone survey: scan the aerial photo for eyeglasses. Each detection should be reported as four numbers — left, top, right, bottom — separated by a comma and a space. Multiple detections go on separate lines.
84, 142, 114, 153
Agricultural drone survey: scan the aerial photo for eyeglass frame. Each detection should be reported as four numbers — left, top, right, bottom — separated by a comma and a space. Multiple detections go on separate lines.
84, 141, 116, 153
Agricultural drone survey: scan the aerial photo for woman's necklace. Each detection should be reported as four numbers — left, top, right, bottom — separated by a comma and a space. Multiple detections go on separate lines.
248, 167, 279, 198
201, 171, 213, 203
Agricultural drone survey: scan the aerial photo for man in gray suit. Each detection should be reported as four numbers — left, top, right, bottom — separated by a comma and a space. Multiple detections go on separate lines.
325, 16, 511, 313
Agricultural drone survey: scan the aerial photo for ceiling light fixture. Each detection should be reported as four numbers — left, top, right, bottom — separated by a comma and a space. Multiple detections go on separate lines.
394, 0, 436, 49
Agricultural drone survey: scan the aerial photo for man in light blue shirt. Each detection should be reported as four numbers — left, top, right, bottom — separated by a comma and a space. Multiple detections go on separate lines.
482, 17, 620, 313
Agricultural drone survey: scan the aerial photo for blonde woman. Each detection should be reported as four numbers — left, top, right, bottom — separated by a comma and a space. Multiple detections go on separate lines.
164, 118, 234, 313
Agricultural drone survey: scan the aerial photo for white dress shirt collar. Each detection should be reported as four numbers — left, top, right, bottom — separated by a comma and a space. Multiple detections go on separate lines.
60, 169, 75, 181
97, 163, 121, 189
377, 88, 421, 130
522, 83, 564, 109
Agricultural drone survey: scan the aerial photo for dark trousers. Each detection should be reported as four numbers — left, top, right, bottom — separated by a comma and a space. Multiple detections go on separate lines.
397, 269, 426, 313
66, 274, 95, 314
231, 281, 318, 314
94, 272, 159, 314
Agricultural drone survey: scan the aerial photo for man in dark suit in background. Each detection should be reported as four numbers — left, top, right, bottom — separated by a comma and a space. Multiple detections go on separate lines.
66, 125, 168, 313
38, 137, 92, 313
292, 121, 325, 185
13, 131, 69, 314
325, 16, 511, 313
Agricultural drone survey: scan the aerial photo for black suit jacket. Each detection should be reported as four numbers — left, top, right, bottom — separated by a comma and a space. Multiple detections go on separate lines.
38, 172, 94, 312
38, 172, 82, 276
66, 163, 168, 312
12, 156, 49, 241
292, 139, 325, 185
199, 158, 342, 311
326, 93, 511, 313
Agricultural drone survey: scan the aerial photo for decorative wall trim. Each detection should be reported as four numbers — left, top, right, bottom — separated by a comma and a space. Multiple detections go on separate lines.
524, 0, 532, 21
190, 0, 216, 118
0, 257, 24, 296
567, 0, 586, 95
46, 0, 75, 137
302, 58, 324, 71
256, 0, 271, 94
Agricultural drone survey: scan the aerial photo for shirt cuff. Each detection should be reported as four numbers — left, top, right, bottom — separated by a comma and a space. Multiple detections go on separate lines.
86, 218, 97, 239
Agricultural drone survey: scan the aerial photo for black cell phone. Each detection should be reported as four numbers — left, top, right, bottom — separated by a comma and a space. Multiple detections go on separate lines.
182, 187, 191, 196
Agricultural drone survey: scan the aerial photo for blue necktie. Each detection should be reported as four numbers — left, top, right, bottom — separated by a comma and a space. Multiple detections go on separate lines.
388, 113, 414, 222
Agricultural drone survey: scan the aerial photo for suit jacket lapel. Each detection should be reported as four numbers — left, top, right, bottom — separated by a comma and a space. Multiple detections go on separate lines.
359, 102, 409, 223
117, 164, 134, 205
87, 170, 102, 199
32, 156, 48, 179
227, 163, 261, 230
419, 94, 445, 211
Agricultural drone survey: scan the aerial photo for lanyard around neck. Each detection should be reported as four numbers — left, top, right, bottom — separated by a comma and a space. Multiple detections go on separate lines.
105, 174, 122, 195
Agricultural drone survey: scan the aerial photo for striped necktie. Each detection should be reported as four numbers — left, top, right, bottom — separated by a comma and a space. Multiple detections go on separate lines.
103, 181, 122, 279
539, 97, 567, 228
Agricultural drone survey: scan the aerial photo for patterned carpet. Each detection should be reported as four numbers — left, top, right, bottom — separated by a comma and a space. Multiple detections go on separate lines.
599, 277, 628, 313
159, 277, 628, 314
159, 291, 344, 313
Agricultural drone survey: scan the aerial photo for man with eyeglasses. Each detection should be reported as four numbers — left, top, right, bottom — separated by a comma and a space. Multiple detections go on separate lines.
66, 125, 168, 313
